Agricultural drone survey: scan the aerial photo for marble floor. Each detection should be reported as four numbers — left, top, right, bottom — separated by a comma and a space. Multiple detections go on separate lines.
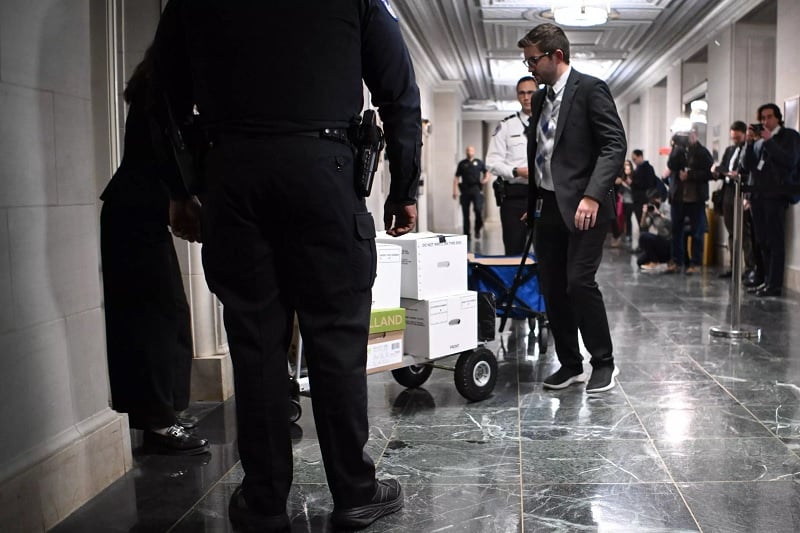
52, 221, 800, 532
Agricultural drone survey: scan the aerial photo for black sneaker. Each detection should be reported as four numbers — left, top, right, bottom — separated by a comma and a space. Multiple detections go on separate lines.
142, 424, 209, 455
542, 367, 585, 390
228, 485, 290, 533
586, 366, 620, 394
331, 479, 403, 530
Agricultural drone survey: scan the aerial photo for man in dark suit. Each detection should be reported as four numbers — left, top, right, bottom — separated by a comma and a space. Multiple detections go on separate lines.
711, 121, 757, 279
518, 23, 626, 393
743, 103, 800, 297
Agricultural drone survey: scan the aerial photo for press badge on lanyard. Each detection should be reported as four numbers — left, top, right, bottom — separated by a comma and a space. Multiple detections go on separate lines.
534, 198, 543, 219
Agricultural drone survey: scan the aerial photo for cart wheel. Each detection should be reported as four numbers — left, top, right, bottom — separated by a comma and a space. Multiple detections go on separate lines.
454, 348, 497, 402
289, 399, 302, 424
392, 364, 433, 389
537, 317, 549, 354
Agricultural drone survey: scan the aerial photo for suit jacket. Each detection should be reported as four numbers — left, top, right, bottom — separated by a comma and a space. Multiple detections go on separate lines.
715, 143, 743, 207
631, 160, 657, 204
743, 126, 800, 200
527, 69, 627, 230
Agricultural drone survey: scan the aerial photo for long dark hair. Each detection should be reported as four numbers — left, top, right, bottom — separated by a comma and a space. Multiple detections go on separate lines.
123, 45, 154, 104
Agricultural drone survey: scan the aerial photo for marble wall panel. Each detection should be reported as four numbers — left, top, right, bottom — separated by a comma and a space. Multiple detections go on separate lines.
54, 94, 95, 205
0, 0, 90, 99
8, 205, 101, 329
0, 84, 56, 207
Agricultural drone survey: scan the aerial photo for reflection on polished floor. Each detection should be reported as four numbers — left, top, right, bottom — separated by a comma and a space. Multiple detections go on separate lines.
52, 221, 800, 532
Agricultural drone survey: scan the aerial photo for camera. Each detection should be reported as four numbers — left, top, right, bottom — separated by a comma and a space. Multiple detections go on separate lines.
646, 203, 656, 212
750, 123, 763, 133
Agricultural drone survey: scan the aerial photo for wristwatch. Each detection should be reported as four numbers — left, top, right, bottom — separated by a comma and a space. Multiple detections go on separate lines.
512, 167, 518, 178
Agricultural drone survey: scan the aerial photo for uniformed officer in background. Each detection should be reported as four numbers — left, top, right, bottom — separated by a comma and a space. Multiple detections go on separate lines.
453, 146, 490, 240
153, 1, 421, 531
486, 76, 537, 256
486, 76, 537, 353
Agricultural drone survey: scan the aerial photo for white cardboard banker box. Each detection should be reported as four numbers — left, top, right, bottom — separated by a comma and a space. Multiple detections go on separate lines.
372, 243, 402, 310
402, 291, 477, 359
375, 232, 468, 300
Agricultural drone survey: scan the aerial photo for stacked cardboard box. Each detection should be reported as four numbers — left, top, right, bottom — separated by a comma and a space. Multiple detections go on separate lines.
376, 232, 477, 360
368, 243, 405, 371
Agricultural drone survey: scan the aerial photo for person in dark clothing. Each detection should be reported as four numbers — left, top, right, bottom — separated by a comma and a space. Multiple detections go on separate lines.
665, 130, 713, 274
742, 103, 800, 297
711, 121, 756, 279
630, 149, 657, 231
100, 49, 208, 455
453, 146, 490, 239
636, 191, 671, 267
521, 23, 627, 394
153, 2, 420, 531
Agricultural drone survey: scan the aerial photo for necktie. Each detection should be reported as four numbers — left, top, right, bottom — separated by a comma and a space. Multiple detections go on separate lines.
536, 87, 558, 189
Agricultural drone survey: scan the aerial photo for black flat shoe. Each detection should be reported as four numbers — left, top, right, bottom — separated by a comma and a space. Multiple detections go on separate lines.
756, 286, 782, 297
331, 479, 403, 530
142, 425, 209, 455
228, 485, 290, 533
718, 270, 732, 278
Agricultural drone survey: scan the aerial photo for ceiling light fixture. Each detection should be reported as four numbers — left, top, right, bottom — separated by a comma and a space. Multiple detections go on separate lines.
552, 3, 609, 27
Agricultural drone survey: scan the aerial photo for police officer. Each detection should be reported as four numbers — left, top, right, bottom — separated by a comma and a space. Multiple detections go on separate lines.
453, 146, 490, 239
153, 1, 421, 531
486, 76, 536, 256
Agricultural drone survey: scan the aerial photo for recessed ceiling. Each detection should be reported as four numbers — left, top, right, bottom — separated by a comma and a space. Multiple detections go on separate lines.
392, 0, 774, 111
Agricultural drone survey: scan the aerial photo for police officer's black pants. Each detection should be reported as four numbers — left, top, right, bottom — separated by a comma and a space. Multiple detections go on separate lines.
100, 201, 193, 430
200, 136, 377, 515
459, 188, 484, 237
534, 190, 614, 373
500, 184, 529, 255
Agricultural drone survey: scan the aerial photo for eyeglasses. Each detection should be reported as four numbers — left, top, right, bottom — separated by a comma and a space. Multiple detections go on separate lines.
522, 51, 552, 67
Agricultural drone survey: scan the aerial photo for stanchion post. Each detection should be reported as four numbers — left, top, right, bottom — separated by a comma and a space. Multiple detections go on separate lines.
710, 174, 760, 339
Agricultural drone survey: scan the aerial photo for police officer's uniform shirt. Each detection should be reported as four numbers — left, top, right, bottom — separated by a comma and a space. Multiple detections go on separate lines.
455, 158, 486, 190
535, 66, 570, 191
486, 112, 530, 185
153, 0, 421, 204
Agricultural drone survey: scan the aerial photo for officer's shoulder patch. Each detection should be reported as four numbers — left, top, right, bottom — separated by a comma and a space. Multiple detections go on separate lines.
379, 0, 398, 20
492, 123, 502, 136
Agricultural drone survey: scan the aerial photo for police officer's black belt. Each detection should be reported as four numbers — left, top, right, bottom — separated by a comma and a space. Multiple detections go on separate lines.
211, 128, 349, 145
295, 128, 349, 144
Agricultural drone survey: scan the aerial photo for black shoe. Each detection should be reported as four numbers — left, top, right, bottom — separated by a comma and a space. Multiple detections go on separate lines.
756, 286, 782, 297
176, 411, 199, 430
228, 485, 290, 533
746, 282, 767, 294
142, 424, 209, 455
542, 367, 585, 390
743, 273, 764, 288
331, 479, 403, 530
718, 270, 732, 278
586, 365, 620, 394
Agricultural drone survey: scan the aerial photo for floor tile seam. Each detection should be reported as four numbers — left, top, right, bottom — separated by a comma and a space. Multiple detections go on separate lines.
617, 382, 705, 532
163, 461, 240, 533
373, 419, 402, 469
515, 358, 526, 533
680, 350, 799, 458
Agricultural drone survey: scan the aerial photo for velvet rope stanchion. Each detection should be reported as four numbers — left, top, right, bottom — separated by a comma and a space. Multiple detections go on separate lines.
710, 175, 761, 340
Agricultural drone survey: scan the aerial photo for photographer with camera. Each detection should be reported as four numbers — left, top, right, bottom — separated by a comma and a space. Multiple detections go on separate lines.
664, 129, 713, 274
636, 189, 671, 269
